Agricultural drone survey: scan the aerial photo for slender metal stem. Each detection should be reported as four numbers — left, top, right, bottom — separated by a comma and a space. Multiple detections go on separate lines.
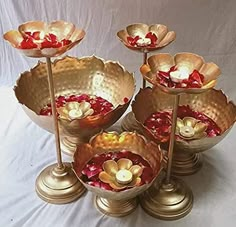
142, 52, 148, 89
46, 57, 63, 169
165, 94, 180, 184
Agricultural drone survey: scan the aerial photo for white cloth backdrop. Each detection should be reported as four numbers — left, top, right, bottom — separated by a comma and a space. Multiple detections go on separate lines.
0, 0, 236, 226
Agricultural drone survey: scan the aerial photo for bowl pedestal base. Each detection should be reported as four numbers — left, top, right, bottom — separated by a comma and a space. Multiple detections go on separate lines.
35, 162, 86, 204
171, 151, 202, 176
95, 196, 138, 217
121, 112, 143, 133
163, 150, 203, 176
140, 177, 193, 220
60, 136, 85, 156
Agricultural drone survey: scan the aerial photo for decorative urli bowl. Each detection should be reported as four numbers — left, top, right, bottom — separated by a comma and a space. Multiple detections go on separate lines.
132, 87, 236, 153
3, 20, 85, 58
117, 23, 176, 53
72, 131, 163, 201
14, 56, 135, 151
140, 52, 221, 94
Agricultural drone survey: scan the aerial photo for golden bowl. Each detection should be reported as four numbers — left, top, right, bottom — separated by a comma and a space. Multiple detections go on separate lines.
3, 20, 85, 58
140, 53, 221, 94
132, 87, 236, 153
117, 23, 176, 53
72, 131, 163, 201
14, 56, 135, 154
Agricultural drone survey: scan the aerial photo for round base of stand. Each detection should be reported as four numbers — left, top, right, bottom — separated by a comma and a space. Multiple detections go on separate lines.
95, 196, 138, 217
35, 162, 86, 204
140, 177, 193, 220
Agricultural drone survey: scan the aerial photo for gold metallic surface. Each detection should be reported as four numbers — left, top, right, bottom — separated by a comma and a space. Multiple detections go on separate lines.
45, 57, 63, 169
140, 53, 221, 94
132, 87, 236, 154
163, 151, 203, 176
14, 56, 135, 155
72, 131, 163, 216
3, 20, 85, 58
57, 101, 94, 120
140, 177, 193, 220
121, 112, 143, 133
35, 162, 86, 204
117, 23, 176, 53
176, 117, 207, 140
98, 159, 143, 190
73, 131, 163, 200
95, 196, 138, 217
165, 94, 180, 184
60, 136, 84, 156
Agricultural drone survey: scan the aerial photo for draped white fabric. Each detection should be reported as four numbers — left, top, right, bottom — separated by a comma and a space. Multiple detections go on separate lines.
0, 0, 236, 226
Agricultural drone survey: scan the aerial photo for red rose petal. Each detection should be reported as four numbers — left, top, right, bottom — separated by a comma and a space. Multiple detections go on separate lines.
24, 31, 32, 37
32, 31, 41, 40
77, 94, 90, 102
40, 94, 114, 117
83, 167, 102, 179
169, 66, 177, 72
127, 153, 144, 165
145, 32, 158, 45
127, 35, 140, 46
156, 66, 205, 88
87, 181, 101, 188
20, 38, 37, 49
48, 33, 57, 43
56, 95, 66, 103
39, 108, 52, 116
41, 39, 52, 49
145, 105, 221, 141
61, 39, 72, 46
141, 167, 154, 184
123, 97, 129, 103
80, 150, 154, 191
158, 71, 170, 79
100, 182, 113, 191
189, 70, 203, 84
19, 31, 73, 50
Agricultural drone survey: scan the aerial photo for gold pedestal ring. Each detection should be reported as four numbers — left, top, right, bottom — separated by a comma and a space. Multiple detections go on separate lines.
60, 136, 85, 156
36, 163, 86, 204
95, 196, 138, 217
140, 177, 193, 220
121, 112, 143, 133
163, 150, 203, 176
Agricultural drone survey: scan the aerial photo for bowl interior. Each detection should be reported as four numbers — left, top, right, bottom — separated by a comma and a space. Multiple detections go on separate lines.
133, 87, 236, 134
73, 132, 163, 200
15, 56, 135, 114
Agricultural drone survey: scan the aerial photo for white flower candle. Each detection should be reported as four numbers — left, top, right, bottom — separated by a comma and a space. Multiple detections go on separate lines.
116, 169, 133, 185
179, 125, 195, 138
170, 68, 190, 83
136, 37, 151, 46
68, 109, 83, 120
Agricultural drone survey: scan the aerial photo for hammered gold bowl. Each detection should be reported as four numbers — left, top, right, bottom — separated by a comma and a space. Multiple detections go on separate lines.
140, 53, 221, 94
117, 23, 176, 53
14, 56, 135, 153
3, 20, 85, 58
72, 131, 163, 201
132, 87, 236, 153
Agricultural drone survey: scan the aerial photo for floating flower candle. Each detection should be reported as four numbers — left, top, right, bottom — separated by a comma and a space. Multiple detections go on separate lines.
116, 169, 133, 185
